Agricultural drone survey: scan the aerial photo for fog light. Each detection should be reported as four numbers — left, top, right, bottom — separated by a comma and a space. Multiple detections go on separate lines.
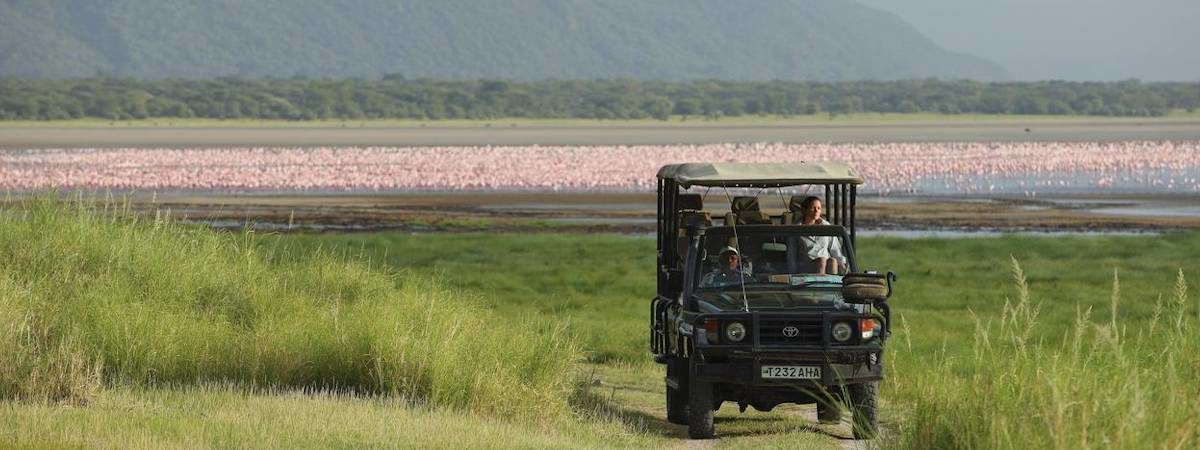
832, 322, 853, 342
704, 319, 720, 344
725, 322, 747, 342
861, 319, 878, 339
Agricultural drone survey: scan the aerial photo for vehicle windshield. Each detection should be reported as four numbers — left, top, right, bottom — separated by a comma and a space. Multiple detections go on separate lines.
696, 229, 851, 291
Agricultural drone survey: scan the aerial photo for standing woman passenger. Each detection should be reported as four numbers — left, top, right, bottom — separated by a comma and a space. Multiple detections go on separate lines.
797, 196, 847, 275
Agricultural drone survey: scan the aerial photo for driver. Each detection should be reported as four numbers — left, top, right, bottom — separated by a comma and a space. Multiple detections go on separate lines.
700, 246, 752, 287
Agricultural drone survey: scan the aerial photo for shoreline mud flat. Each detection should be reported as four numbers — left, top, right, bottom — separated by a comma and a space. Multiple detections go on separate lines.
3, 120, 1200, 148
17, 191, 1197, 234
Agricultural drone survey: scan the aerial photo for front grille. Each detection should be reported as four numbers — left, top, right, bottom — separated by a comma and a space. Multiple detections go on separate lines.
759, 317, 823, 345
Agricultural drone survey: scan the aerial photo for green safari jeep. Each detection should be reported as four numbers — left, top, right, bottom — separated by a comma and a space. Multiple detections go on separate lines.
649, 162, 896, 439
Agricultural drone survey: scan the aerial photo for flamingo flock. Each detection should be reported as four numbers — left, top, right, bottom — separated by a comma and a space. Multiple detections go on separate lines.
2, 141, 1198, 194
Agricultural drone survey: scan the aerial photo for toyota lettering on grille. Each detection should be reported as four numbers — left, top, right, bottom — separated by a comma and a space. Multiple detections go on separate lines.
782, 326, 800, 338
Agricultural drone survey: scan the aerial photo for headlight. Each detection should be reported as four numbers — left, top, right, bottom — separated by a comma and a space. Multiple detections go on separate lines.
725, 322, 747, 342
832, 322, 853, 342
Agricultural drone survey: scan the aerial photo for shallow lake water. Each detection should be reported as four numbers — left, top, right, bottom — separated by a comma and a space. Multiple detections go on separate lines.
857, 229, 1160, 239
910, 167, 1200, 196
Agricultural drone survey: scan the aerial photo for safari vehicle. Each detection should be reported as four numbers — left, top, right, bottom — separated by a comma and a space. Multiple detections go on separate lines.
649, 162, 895, 439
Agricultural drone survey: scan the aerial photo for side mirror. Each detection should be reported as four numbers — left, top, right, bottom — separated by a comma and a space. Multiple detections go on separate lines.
841, 271, 895, 304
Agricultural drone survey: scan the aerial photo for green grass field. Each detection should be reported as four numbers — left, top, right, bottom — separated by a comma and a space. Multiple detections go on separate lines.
2, 110, 1198, 129
2, 200, 1198, 448
283, 231, 1200, 448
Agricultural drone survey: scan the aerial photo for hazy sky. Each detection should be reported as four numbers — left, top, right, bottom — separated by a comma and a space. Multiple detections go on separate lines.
854, 0, 1200, 81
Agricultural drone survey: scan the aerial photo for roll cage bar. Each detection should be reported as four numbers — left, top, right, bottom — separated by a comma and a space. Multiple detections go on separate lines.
696, 224, 858, 273
656, 171, 860, 302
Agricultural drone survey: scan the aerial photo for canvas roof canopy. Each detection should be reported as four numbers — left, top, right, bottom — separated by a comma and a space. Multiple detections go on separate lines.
657, 162, 863, 188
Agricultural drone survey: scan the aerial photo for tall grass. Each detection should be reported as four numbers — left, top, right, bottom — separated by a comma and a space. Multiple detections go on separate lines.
280, 232, 656, 363
0, 197, 577, 419
890, 258, 1199, 449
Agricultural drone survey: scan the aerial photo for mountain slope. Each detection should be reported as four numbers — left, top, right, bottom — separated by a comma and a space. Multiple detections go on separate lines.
0, 0, 1008, 80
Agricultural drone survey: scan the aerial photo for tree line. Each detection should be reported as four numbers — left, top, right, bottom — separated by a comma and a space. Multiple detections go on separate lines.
1, 78, 1197, 121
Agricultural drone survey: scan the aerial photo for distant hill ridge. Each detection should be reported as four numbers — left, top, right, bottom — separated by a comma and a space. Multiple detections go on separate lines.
0, 0, 1008, 80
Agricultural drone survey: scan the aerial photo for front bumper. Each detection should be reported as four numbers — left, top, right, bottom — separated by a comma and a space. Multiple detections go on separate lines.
693, 344, 884, 386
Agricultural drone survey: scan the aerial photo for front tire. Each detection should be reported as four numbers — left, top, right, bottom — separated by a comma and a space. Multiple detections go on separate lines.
666, 384, 688, 425
665, 358, 688, 425
817, 400, 842, 424
849, 381, 879, 439
687, 377, 715, 439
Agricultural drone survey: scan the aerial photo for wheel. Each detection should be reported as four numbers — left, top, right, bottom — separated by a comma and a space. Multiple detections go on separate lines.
817, 400, 841, 424
687, 376, 715, 439
665, 358, 688, 425
666, 384, 688, 425
849, 381, 879, 439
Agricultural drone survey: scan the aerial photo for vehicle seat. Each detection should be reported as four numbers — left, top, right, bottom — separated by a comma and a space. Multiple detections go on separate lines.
782, 195, 808, 224
677, 193, 711, 227
724, 196, 772, 225
676, 194, 710, 263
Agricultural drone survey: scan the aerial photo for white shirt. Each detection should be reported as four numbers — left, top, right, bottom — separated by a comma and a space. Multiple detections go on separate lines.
799, 218, 847, 266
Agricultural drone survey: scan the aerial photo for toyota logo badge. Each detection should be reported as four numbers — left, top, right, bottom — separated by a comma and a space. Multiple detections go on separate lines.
782, 326, 799, 338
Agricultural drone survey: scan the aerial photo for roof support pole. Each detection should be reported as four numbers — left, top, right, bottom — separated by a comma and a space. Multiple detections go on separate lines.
850, 185, 857, 247
841, 183, 849, 232
824, 185, 831, 207
835, 184, 844, 225
835, 184, 843, 226
824, 185, 833, 224
656, 179, 665, 297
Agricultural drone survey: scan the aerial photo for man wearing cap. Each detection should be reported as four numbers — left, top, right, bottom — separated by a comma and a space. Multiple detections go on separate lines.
700, 246, 752, 287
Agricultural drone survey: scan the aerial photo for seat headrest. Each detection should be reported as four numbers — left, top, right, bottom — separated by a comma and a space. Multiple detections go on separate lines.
731, 196, 760, 213
789, 195, 816, 212
677, 193, 704, 211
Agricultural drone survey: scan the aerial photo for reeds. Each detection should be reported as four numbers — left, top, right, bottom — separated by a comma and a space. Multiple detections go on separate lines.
0, 197, 578, 419
892, 258, 1199, 449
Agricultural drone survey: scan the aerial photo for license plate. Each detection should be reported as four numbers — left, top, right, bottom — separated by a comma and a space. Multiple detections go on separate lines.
761, 365, 821, 379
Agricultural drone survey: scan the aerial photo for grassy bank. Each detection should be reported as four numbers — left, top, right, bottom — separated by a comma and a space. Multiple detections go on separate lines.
292, 231, 1200, 448
4, 199, 1198, 447
280, 233, 654, 363
0, 199, 577, 420
0, 386, 638, 448
286, 233, 1200, 363
0, 385, 664, 449
889, 259, 1199, 448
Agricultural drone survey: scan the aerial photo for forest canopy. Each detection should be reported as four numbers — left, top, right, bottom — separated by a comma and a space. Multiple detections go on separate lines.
1, 78, 1195, 121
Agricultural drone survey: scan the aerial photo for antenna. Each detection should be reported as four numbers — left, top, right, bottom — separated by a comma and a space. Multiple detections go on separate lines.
776, 187, 787, 222
722, 185, 750, 312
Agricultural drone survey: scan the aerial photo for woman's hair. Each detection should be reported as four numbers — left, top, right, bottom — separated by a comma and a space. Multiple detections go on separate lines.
800, 196, 822, 211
